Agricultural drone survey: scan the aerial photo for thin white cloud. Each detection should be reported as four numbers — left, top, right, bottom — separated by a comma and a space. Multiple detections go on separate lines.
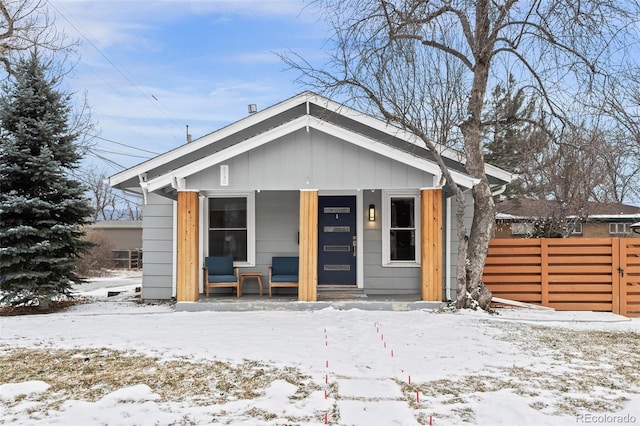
49, 0, 326, 172
54, 0, 314, 21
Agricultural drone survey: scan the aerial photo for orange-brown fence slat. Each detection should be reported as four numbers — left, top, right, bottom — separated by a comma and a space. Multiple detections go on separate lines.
484, 238, 639, 317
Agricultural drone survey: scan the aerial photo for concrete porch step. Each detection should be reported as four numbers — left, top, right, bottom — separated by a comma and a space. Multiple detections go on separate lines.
175, 295, 445, 312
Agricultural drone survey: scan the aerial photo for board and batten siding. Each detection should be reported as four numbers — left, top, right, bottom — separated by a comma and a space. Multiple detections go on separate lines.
141, 193, 174, 300
186, 128, 435, 191
213, 191, 301, 296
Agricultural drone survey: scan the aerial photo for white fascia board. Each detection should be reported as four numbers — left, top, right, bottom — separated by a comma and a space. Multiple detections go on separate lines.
145, 111, 479, 193
309, 117, 480, 188
310, 95, 514, 183
109, 93, 313, 187
145, 115, 309, 193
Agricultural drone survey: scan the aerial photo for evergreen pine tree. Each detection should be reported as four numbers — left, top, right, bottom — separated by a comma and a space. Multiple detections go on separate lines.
0, 53, 94, 308
483, 74, 548, 199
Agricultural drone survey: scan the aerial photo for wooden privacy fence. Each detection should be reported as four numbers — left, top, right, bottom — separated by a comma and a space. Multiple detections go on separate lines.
483, 238, 640, 317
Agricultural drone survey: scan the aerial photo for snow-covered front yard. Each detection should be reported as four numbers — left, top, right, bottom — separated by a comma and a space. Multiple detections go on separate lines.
1, 273, 639, 425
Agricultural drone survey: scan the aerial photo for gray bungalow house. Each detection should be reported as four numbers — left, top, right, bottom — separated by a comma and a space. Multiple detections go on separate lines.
110, 92, 513, 303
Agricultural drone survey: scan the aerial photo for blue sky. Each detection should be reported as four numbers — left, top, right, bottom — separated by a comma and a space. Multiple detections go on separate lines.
49, 0, 329, 172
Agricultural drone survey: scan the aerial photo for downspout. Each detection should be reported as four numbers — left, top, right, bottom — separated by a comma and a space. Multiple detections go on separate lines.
170, 177, 183, 299
172, 200, 177, 299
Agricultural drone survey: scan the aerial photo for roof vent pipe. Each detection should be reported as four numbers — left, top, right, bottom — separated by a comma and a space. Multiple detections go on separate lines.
248, 104, 257, 114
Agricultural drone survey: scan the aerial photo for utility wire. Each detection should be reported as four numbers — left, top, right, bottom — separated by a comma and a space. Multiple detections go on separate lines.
86, 151, 128, 171
49, 0, 185, 138
90, 135, 161, 156
92, 147, 153, 160
69, 170, 143, 207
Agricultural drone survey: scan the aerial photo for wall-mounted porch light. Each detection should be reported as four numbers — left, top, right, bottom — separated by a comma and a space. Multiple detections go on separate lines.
368, 204, 376, 222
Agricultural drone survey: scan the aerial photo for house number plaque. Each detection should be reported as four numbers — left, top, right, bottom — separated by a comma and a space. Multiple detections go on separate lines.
220, 165, 229, 186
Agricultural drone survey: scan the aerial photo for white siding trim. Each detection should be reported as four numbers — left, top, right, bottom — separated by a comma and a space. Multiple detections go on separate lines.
110, 93, 313, 187
145, 116, 309, 193
171, 200, 177, 298
202, 191, 256, 267
198, 194, 205, 293
146, 116, 480, 193
308, 94, 515, 183
112, 92, 512, 189
381, 189, 422, 268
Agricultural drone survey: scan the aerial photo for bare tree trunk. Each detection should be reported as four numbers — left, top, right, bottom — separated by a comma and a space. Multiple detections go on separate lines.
284, 0, 639, 310
456, 6, 494, 309
454, 187, 470, 307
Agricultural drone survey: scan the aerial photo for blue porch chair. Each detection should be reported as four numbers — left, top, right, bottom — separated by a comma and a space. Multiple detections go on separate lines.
268, 256, 299, 297
203, 256, 240, 297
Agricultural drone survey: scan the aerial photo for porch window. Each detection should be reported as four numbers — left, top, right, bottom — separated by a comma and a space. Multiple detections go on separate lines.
382, 190, 420, 267
207, 193, 255, 265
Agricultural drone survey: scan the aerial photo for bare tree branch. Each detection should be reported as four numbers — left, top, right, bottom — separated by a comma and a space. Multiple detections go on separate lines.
286, 0, 640, 309
0, 0, 73, 77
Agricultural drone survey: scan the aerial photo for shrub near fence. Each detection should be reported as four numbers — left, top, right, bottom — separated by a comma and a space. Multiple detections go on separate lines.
483, 238, 640, 317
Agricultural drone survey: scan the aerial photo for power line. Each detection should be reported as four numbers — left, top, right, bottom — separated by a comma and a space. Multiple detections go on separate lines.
86, 151, 128, 171
92, 147, 153, 160
49, 0, 185, 138
90, 135, 161, 156
69, 170, 143, 207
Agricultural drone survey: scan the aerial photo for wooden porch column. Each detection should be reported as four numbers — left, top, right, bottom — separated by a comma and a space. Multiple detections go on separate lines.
299, 190, 318, 302
421, 189, 443, 301
176, 191, 200, 302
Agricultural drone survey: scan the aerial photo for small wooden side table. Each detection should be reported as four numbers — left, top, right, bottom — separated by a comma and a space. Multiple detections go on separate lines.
239, 272, 263, 296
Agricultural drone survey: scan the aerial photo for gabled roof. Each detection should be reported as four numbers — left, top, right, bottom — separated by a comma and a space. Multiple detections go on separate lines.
110, 92, 514, 193
496, 198, 640, 221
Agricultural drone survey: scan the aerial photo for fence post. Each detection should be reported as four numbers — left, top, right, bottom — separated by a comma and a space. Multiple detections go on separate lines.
613, 238, 622, 315
541, 239, 549, 307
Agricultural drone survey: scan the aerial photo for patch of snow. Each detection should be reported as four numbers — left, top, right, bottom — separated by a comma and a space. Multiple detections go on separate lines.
0, 381, 50, 401
1, 275, 640, 425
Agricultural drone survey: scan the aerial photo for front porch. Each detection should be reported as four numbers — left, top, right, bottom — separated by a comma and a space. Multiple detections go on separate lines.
176, 189, 445, 303
175, 293, 446, 312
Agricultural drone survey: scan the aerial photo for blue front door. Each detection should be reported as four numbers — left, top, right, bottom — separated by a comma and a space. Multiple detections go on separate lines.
318, 196, 357, 285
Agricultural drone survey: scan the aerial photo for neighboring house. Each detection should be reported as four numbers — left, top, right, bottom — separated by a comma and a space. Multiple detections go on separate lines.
88, 220, 143, 269
495, 199, 640, 238
109, 92, 513, 302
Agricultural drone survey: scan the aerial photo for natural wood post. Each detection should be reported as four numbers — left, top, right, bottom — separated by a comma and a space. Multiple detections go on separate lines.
299, 190, 318, 302
176, 191, 200, 302
614, 238, 622, 315
541, 239, 549, 306
420, 189, 443, 301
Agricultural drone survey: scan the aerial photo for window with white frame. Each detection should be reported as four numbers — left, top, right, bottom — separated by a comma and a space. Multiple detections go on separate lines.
382, 190, 420, 266
207, 193, 255, 265
609, 222, 630, 235
569, 222, 583, 235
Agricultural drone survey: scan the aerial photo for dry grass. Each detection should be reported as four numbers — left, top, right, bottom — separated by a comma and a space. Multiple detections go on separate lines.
0, 298, 89, 316
3, 316, 639, 424
0, 347, 320, 420
399, 321, 640, 424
